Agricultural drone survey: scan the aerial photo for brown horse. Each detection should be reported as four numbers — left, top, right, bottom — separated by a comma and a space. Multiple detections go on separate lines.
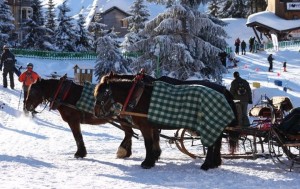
25, 77, 135, 159
94, 72, 238, 170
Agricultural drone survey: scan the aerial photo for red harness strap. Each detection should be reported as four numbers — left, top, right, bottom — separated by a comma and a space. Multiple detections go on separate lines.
122, 69, 145, 111
62, 81, 72, 100
49, 74, 67, 110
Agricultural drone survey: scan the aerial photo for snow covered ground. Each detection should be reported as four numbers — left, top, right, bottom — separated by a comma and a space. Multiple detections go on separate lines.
1, 19, 300, 188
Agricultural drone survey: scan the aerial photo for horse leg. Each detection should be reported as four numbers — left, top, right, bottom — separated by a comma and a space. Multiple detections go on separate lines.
152, 128, 161, 161
201, 145, 214, 171
213, 137, 222, 167
201, 136, 222, 170
68, 121, 87, 158
117, 125, 133, 158
140, 126, 156, 169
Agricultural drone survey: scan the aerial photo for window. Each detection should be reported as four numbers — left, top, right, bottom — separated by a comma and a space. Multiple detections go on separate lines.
121, 19, 128, 28
21, 7, 33, 20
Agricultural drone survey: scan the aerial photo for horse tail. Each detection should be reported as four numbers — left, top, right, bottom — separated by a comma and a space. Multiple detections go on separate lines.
223, 90, 240, 154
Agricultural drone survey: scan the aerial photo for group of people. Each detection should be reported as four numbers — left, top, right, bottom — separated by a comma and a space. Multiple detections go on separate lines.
0, 45, 40, 111
235, 37, 261, 55
234, 38, 247, 55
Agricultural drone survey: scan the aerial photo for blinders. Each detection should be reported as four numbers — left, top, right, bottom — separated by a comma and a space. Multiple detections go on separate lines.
26, 83, 46, 112
95, 84, 116, 117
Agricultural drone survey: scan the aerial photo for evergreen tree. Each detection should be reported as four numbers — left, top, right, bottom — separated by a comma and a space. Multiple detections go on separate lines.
75, 12, 93, 52
21, 0, 54, 50
94, 29, 130, 81
0, 0, 15, 47
129, 0, 228, 82
54, 0, 77, 52
121, 0, 150, 52
89, 12, 107, 52
215, 0, 249, 18
45, 0, 56, 37
207, 0, 220, 17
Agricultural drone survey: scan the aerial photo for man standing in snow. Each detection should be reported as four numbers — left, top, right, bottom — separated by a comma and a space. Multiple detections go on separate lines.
230, 71, 252, 127
241, 40, 246, 55
234, 38, 240, 55
0, 45, 16, 89
19, 63, 40, 112
267, 54, 274, 72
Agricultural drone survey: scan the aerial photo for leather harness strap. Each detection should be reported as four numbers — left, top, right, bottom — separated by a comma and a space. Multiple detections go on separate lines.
122, 69, 145, 112
49, 74, 67, 110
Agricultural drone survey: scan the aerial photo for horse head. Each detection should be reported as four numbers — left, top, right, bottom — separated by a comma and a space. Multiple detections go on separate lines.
94, 72, 117, 117
25, 79, 47, 112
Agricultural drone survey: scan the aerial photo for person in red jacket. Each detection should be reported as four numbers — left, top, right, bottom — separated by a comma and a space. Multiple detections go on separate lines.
19, 63, 40, 112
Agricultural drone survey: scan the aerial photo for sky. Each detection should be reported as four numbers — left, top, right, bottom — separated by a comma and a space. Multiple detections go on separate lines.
1, 18, 300, 189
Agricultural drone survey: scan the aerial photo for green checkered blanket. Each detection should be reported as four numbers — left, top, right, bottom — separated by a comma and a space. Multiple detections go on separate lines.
76, 81, 96, 114
148, 81, 235, 147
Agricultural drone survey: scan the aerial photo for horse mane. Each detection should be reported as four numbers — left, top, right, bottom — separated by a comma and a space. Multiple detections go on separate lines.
94, 73, 134, 97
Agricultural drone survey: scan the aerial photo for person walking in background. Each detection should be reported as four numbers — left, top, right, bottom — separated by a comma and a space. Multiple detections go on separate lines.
283, 61, 287, 72
249, 37, 255, 53
241, 40, 246, 55
234, 37, 240, 55
230, 71, 252, 127
267, 54, 274, 72
19, 63, 40, 112
0, 45, 16, 89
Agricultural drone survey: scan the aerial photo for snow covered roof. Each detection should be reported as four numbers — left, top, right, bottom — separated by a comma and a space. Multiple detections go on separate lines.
100, 6, 130, 16
246, 11, 300, 32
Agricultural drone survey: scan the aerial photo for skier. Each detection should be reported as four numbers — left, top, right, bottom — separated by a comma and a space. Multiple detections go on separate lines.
19, 63, 40, 112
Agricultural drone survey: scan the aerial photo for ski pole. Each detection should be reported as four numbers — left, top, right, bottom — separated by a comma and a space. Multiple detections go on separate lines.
18, 89, 23, 110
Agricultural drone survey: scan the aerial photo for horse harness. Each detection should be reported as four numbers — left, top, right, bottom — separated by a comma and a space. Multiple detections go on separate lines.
95, 71, 147, 119
49, 74, 73, 111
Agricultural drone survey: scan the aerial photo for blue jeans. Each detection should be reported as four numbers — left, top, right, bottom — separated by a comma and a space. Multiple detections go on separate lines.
235, 101, 250, 127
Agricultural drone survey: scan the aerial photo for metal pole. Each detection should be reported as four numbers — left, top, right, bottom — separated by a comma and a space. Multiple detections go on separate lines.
18, 89, 23, 110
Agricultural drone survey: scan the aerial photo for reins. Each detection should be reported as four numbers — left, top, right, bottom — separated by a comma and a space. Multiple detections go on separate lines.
32, 101, 50, 114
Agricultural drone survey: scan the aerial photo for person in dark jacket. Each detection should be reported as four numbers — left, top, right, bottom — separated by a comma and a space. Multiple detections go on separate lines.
267, 54, 274, 72
230, 71, 252, 127
0, 45, 16, 89
249, 37, 255, 53
234, 38, 240, 55
241, 40, 246, 55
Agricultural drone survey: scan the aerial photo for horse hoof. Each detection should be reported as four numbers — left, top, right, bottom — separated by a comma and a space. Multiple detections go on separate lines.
116, 146, 131, 158
141, 161, 155, 169
141, 164, 153, 169
200, 164, 210, 171
74, 152, 87, 159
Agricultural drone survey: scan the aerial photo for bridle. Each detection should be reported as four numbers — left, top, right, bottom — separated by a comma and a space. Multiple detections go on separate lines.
95, 83, 117, 117
26, 85, 49, 114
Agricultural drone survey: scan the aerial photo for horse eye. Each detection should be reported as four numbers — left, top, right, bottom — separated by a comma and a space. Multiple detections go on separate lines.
101, 101, 104, 105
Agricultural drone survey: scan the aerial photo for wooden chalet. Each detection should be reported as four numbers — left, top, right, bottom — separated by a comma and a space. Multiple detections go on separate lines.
93, 6, 131, 37
7, 0, 33, 42
247, 0, 300, 43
